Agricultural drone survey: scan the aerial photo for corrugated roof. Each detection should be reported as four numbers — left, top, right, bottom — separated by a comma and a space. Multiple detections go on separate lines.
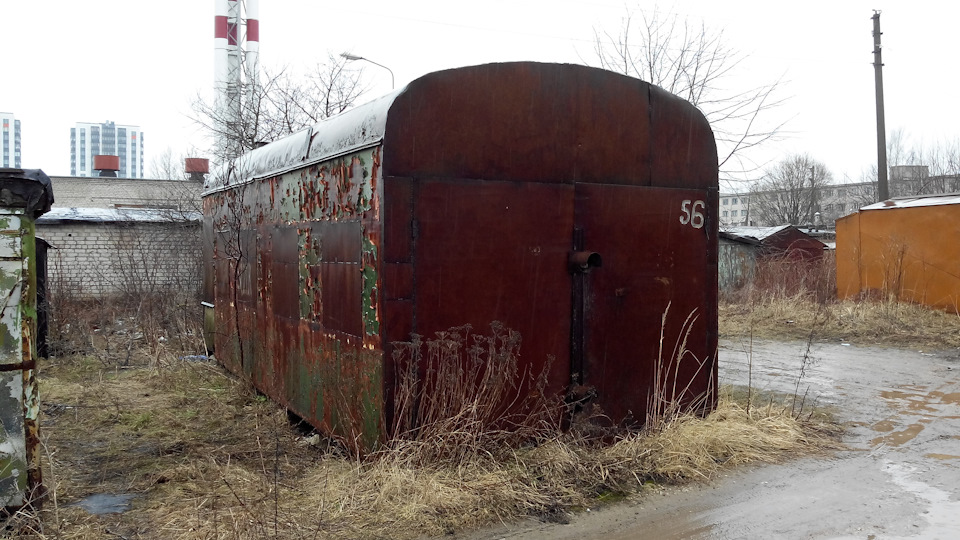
37, 207, 201, 224
860, 193, 960, 211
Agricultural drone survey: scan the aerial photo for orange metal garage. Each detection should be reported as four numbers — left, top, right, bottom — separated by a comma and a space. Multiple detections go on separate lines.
836, 194, 960, 312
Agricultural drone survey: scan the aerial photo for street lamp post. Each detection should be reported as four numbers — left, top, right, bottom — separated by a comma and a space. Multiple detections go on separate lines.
340, 53, 395, 90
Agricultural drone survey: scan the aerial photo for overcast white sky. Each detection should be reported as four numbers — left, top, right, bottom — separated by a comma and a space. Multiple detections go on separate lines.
3, 0, 957, 189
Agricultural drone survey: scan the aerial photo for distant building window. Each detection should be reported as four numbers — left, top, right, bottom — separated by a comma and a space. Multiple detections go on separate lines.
722, 210, 729, 217
837, 189, 845, 197
741, 210, 747, 216
732, 198, 738, 204
742, 197, 749, 204
722, 198, 729, 205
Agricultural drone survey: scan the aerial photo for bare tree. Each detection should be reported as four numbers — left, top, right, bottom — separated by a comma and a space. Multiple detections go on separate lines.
192, 53, 368, 165
592, 6, 786, 181
751, 154, 833, 226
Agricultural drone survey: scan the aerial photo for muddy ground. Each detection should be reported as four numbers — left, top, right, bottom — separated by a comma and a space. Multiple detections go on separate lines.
449, 338, 960, 540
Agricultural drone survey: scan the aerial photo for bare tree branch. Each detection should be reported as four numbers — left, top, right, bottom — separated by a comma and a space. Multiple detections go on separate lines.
190, 53, 369, 166
592, 6, 787, 182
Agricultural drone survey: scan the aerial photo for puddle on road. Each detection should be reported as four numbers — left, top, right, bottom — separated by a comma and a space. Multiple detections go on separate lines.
603, 517, 713, 540
871, 419, 896, 432
879, 390, 938, 413
883, 461, 960, 538
870, 384, 960, 449
73, 493, 135, 514
870, 424, 925, 447
931, 391, 960, 406
924, 453, 960, 460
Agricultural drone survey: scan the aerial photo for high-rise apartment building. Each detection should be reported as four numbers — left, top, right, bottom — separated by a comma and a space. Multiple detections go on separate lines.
1, 112, 22, 168
70, 121, 144, 178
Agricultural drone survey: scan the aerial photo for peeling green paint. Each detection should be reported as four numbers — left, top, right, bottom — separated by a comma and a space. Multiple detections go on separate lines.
361, 235, 380, 336
297, 229, 322, 320
0, 208, 41, 508
208, 147, 385, 452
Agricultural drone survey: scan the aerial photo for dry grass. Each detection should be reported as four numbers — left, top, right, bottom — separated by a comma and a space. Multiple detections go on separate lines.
720, 255, 960, 349
3, 295, 844, 539
11, 355, 837, 539
721, 296, 960, 348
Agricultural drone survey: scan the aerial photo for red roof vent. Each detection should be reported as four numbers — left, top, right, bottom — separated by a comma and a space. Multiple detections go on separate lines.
185, 158, 210, 182
93, 155, 120, 177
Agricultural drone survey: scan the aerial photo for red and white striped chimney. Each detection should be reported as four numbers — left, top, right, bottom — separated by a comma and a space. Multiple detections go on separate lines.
246, 0, 259, 91
213, 0, 230, 100
214, 0, 258, 159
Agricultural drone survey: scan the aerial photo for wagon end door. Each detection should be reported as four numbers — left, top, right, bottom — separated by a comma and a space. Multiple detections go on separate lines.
573, 183, 717, 425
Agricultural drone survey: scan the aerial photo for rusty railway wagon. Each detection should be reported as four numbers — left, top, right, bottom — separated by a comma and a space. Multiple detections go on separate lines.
202, 62, 719, 450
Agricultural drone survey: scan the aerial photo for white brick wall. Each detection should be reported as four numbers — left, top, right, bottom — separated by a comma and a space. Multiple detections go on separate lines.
37, 221, 201, 298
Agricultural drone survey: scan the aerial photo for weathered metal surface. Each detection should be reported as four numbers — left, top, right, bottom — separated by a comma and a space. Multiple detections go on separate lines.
407, 179, 576, 407
203, 62, 718, 451
575, 185, 716, 423
837, 196, 960, 312
0, 168, 51, 509
718, 237, 758, 292
205, 147, 384, 449
204, 91, 398, 195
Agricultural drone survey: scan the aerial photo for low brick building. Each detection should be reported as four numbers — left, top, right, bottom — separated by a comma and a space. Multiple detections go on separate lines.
36, 177, 202, 297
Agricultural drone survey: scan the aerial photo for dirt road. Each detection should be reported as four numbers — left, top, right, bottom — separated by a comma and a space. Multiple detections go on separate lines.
450, 339, 960, 539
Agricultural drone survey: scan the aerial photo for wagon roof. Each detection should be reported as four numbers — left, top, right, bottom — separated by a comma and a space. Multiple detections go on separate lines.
204, 61, 717, 196
203, 90, 400, 195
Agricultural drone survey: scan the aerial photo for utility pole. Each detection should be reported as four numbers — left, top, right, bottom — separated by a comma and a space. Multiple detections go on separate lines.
872, 11, 890, 201
808, 165, 817, 225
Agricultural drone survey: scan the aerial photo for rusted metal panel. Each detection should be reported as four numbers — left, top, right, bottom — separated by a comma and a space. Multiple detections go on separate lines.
410, 179, 576, 401
575, 185, 717, 424
648, 86, 719, 190
203, 62, 719, 451
383, 63, 664, 186
207, 148, 384, 449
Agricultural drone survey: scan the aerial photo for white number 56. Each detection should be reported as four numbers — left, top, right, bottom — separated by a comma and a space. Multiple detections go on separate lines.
679, 199, 705, 229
